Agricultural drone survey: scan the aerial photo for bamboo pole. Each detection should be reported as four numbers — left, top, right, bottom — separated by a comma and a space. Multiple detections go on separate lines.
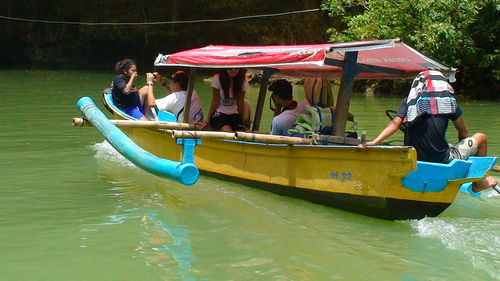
235, 132, 313, 144
167, 130, 313, 145
74, 116, 361, 146
72, 117, 195, 130
167, 130, 236, 140
313, 134, 361, 145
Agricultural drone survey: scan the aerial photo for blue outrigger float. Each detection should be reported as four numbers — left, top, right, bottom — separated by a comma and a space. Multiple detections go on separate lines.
74, 39, 498, 220
77, 97, 200, 185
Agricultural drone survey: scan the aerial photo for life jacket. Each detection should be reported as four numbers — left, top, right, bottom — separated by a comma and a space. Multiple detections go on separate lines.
404, 70, 457, 125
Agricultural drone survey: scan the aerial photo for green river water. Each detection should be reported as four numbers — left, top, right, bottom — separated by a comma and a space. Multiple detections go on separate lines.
1, 70, 499, 280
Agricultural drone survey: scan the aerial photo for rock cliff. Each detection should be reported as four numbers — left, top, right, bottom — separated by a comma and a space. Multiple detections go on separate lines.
0, 0, 336, 69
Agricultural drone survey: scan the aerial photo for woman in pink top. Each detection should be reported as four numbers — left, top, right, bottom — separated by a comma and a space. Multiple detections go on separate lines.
203, 68, 249, 132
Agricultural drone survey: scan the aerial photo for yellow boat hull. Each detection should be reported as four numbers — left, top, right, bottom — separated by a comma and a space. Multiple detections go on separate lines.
121, 126, 461, 220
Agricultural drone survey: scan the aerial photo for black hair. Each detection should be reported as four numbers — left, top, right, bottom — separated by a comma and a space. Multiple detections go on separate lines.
172, 71, 188, 90
218, 68, 247, 99
114, 59, 136, 74
269, 79, 293, 100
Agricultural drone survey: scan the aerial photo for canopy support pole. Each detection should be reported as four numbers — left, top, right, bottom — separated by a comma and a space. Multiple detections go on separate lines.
333, 51, 359, 137
182, 68, 197, 123
252, 69, 276, 131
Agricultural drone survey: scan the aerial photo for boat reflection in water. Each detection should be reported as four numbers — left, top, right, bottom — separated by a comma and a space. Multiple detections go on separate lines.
91, 141, 197, 279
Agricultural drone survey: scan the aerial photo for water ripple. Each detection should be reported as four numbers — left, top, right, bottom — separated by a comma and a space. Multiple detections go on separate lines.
411, 217, 500, 279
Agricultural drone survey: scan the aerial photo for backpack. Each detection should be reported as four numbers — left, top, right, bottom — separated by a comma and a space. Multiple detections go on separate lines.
288, 105, 335, 136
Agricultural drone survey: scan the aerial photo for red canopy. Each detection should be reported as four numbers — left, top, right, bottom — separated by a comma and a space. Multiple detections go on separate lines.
154, 39, 455, 80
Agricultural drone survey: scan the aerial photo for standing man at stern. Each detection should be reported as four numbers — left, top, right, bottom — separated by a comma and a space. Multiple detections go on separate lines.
359, 71, 497, 193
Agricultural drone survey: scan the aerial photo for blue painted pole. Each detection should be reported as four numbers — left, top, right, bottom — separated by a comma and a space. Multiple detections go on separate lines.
77, 97, 199, 185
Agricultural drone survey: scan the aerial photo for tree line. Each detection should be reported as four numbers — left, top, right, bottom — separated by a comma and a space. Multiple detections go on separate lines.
0, 0, 497, 98
322, 0, 499, 99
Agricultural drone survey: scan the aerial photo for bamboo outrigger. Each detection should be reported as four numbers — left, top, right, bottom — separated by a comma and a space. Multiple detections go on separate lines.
75, 39, 498, 220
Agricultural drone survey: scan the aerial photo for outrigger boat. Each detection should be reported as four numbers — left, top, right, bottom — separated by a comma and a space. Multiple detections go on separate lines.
74, 39, 498, 220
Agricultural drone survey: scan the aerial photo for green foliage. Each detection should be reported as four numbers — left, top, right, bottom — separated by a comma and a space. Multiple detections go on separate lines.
321, 0, 499, 98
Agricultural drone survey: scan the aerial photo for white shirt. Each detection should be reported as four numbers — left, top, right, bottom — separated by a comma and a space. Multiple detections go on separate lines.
211, 74, 249, 115
155, 90, 203, 123
271, 100, 310, 135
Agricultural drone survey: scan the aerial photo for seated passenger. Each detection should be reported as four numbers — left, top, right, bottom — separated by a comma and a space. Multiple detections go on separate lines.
111, 59, 156, 120
203, 68, 249, 132
154, 70, 203, 123
269, 79, 309, 136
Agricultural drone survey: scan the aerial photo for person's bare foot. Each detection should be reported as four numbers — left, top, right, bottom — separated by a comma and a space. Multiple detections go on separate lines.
472, 176, 498, 193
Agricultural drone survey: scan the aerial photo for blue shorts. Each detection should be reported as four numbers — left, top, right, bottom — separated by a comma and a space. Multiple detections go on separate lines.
123, 94, 145, 119
123, 107, 145, 119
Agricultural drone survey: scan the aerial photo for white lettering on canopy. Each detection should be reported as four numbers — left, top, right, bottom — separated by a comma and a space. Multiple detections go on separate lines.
383, 57, 411, 63
198, 46, 325, 58
358, 58, 382, 63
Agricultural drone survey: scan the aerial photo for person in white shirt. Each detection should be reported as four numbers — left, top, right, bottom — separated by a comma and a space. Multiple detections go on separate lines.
269, 79, 309, 136
202, 68, 249, 132
154, 70, 203, 123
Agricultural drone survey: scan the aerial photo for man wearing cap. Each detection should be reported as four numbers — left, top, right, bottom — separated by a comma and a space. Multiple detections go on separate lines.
269, 79, 310, 136
154, 71, 204, 124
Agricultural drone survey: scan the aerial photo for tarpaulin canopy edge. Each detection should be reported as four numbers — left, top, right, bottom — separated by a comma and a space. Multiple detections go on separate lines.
153, 39, 456, 80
